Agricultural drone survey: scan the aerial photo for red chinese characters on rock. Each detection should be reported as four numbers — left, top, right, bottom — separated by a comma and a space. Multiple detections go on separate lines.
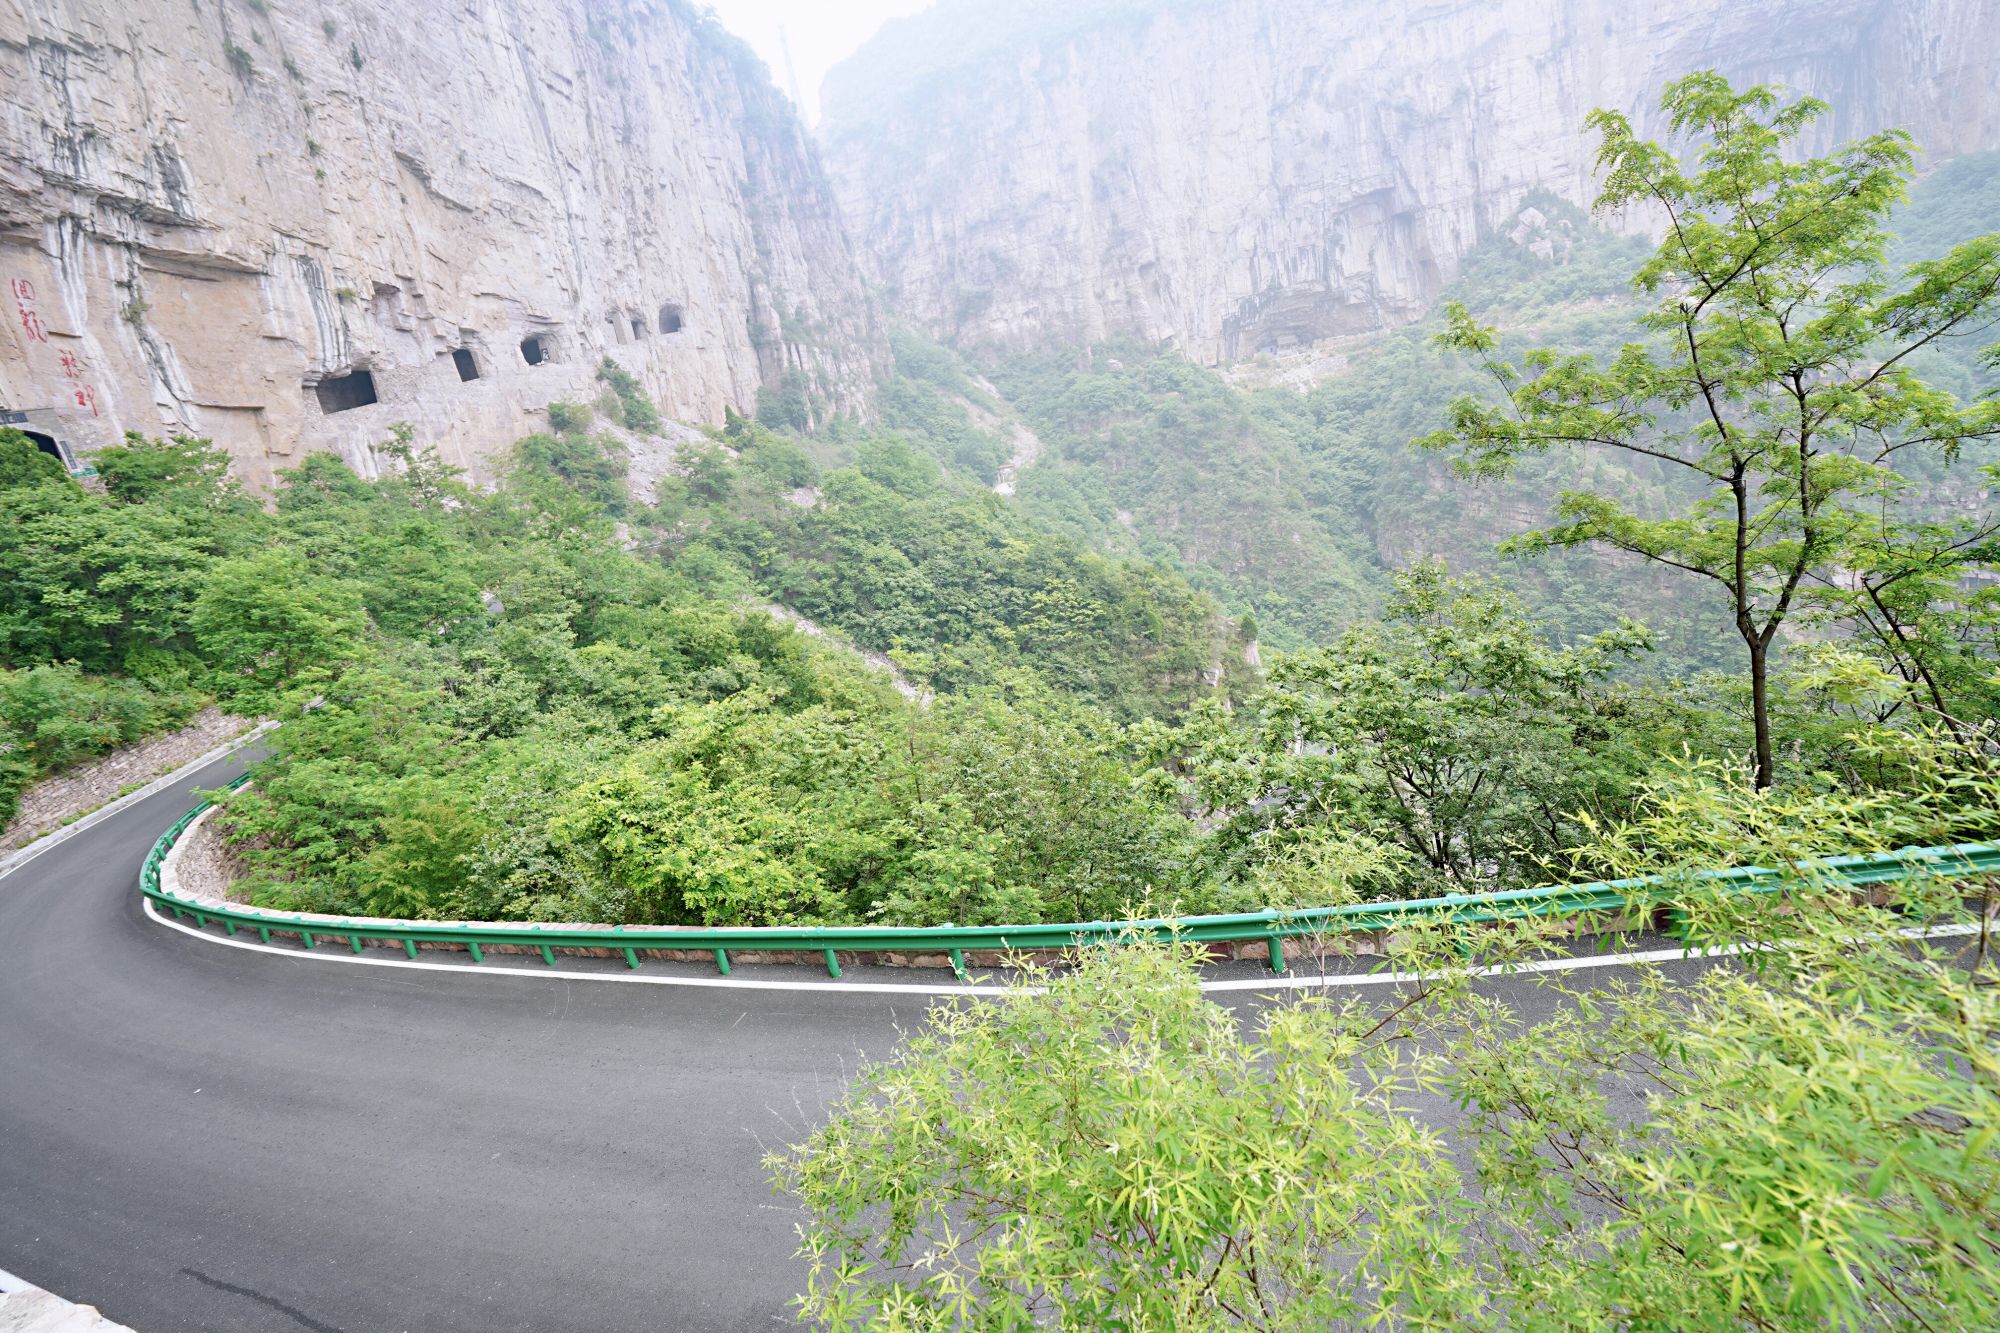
11, 277, 100, 418
11, 278, 48, 344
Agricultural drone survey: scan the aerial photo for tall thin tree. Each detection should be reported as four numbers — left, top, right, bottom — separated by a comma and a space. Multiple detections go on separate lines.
1423, 73, 2000, 785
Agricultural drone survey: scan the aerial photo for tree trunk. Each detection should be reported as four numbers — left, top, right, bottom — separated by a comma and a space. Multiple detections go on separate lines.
1747, 633, 1774, 789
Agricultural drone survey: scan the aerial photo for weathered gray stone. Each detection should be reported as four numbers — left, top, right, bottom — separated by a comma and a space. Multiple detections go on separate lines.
824, 0, 2000, 364
0, 1284, 136, 1333
1, 707, 253, 853
0, 0, 882, 488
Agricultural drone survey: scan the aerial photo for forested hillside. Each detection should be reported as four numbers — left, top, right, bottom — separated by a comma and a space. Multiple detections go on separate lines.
769, 85, 2000, 1328
0, 399, 1239, 927
977, 163, 2000, 664
3, 80, 1996, 941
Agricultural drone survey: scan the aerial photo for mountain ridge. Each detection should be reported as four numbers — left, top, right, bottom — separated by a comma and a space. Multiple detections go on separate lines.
822, 0, 2000, 362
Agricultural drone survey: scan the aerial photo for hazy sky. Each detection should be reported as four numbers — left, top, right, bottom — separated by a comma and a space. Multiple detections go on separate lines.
704, 1, 933, 124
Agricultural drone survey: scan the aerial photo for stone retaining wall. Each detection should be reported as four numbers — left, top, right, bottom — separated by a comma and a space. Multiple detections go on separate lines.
2, 708, 253, 853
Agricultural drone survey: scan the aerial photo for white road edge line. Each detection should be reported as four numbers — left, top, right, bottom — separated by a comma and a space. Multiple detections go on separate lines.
141, 898, 1986, 998
142, 901, 1025, 996
0, 721, 276, 884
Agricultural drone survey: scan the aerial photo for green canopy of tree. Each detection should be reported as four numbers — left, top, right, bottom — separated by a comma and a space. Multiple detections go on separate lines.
1423, 73, 2000, 786
772, 742, 2000, 1328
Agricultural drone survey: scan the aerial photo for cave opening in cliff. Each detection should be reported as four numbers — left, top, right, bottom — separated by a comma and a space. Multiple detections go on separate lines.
520, 334, 553, 365
21, 428, 75, 470
315, 369, 379, 413
453, 348, 480, 381
658, 304, 683, 334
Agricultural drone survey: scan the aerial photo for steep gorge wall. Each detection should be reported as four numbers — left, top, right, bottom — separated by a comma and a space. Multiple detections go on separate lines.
824, 0, 2000, 363
0, 0, 881, 488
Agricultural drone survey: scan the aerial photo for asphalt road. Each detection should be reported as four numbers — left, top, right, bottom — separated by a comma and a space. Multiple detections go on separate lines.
0, 751, 1717, 1332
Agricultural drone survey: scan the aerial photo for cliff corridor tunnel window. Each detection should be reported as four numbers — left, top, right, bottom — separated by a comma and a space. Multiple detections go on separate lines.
520, 334, 552, 366
315, 369, 379, 414
658, 304, 683, 334
22, 429, 63, 461
453, 348, 480, 381
631, 316, 648, 340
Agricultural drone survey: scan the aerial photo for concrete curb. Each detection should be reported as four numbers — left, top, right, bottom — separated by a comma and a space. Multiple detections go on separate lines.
0, 721, 275, 885
0, 1267, 135, 1333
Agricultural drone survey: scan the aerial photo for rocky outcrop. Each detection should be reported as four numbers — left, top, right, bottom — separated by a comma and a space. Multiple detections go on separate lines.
823, 0, 2000, 363
0, 0, 882, 488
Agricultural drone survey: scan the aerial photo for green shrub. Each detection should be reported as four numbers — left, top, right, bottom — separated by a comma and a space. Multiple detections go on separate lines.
596, 358, 662, 434
92, 431, 240, 508
0, 429, 67, 492
511, 430, 628, 516
190, 550, 371, 710
0, 664, 204, 826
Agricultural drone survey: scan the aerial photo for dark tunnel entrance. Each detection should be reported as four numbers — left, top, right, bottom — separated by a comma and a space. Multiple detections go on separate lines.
314, 369, 380, 414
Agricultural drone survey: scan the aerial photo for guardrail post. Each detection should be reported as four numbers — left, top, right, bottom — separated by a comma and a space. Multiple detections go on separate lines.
621, 947, 639, 969
713, 948, 731, 975
1264, 933, 1285, 975
257, 926, 271, 944
350, 934, 364, 955
466, 941, 484, 964
948, 947, 966, 980
300, 931, 315, 949
823, 948, 841, 978
403, 938, 419, 960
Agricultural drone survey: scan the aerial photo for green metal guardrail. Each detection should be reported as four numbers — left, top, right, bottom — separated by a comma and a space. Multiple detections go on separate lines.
141, 775, 2000, 980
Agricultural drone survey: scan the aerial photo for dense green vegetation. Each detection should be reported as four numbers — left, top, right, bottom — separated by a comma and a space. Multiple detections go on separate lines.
1429, 76, 2000, 786
0, 428, 222, 826
990, 345, 1386, 649
0, 410, 1236, 924
981, 157, 1999, 672
985, 279, 1734, 664
6, 70, 1999, 1326
672, 430, 1241, 713
774, 749, 2000, 1329
772, 83, 2000, 1328
1, 79, 1992, 950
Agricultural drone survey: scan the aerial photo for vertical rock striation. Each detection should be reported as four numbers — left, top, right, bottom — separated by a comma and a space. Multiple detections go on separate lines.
0, 0, 881, 487
823, 0, 2000, 363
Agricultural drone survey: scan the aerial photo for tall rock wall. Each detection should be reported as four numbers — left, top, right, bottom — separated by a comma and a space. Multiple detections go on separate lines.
0, 0, 881, 488
823, 0, 2000, 363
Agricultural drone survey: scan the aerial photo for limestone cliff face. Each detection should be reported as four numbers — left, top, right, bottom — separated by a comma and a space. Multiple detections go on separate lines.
0, 0, 881, 488
824, 0, 2000, 363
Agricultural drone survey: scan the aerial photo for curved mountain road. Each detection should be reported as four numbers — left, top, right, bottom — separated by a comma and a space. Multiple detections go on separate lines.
1, 751, 1721, 1332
